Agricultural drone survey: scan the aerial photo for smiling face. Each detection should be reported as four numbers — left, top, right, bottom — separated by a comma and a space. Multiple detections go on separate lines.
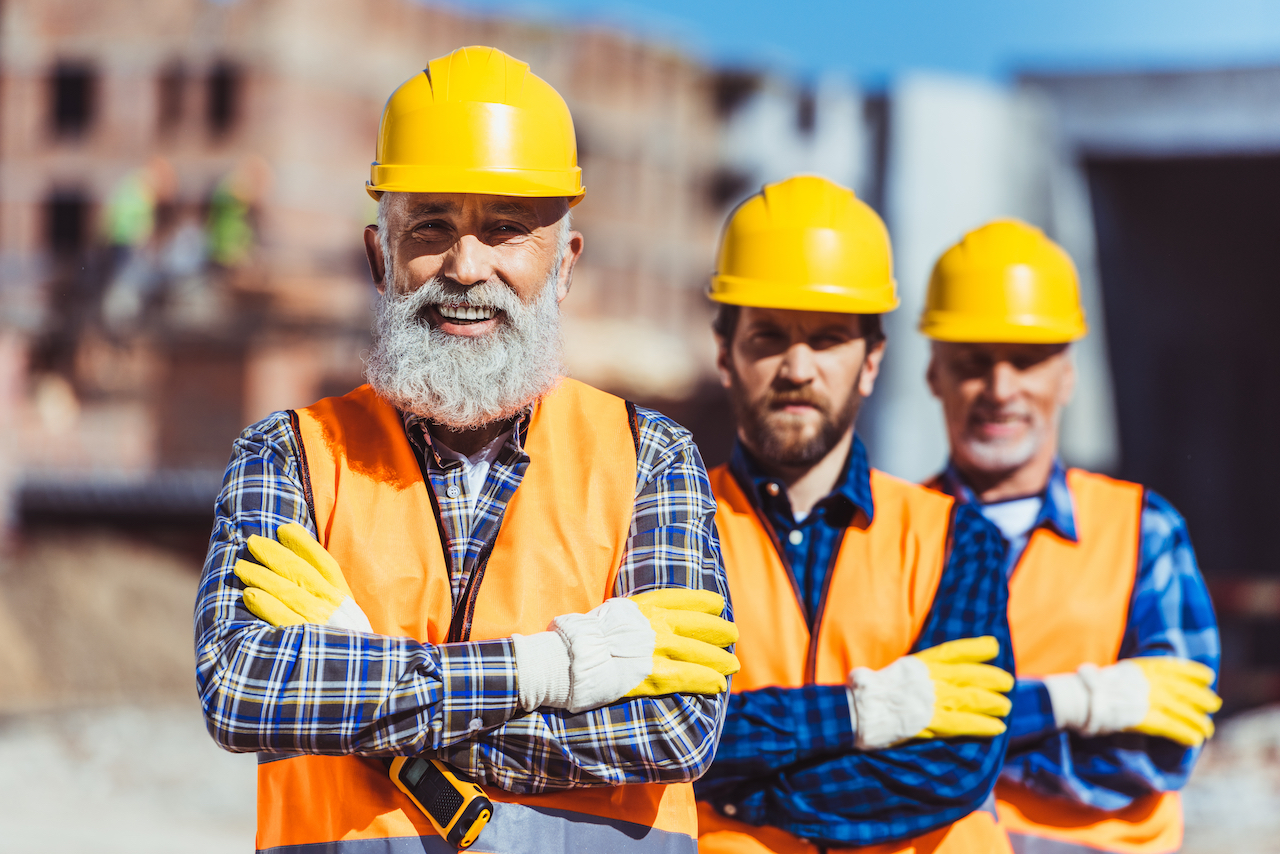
362, 192, 583, 428
717, 306, 884, 470
927, 341, 1075, 490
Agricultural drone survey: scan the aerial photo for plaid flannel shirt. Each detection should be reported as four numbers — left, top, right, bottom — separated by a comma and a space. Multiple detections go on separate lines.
935, 461, 1220, 811
193, 395, 730, 793
694, 437, 1013, 848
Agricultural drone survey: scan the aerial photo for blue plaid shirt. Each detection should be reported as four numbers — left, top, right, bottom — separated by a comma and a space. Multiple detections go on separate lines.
694, 437, 1013, 848
935, 462, 1220, 811
193, 393, 730, 793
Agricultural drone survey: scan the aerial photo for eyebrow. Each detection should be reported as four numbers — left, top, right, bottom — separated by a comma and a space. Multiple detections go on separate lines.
403, 200, 541, 220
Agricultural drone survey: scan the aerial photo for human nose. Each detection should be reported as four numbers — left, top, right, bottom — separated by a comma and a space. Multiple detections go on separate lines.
438, 233, 496, 286
777, 343, 818, 386
988, 361, 1019, 403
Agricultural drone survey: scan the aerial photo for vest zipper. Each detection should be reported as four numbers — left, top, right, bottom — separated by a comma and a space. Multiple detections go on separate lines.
447, 538, 496, 643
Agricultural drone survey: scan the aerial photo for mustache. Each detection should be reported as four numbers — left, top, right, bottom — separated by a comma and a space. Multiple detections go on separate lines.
392, 277, 526, 322
970, 402, 1035, 421
762, 387, 831, 414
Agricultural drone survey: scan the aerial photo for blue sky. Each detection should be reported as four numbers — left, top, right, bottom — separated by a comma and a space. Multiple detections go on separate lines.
443, 0, 1280, 82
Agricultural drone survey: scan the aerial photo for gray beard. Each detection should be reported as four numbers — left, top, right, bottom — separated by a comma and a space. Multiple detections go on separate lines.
365, 273, 564, 429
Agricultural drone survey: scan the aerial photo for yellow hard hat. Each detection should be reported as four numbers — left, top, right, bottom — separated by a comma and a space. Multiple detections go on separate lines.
368, 46, 584, 204
709, 174, 898, 314
920, 219, 1086, 343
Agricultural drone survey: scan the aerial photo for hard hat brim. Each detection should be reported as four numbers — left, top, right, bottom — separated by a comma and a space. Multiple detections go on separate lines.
367, 164, 584, 206
709, 274, 899, 314
919, 311, 1087, 343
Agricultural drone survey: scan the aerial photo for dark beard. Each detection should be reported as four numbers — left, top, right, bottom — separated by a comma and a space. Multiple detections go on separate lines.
730, 373, 863, 469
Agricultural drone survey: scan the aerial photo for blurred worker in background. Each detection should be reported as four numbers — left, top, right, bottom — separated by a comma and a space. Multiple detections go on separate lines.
695, 174, 1017, 853
921, 219, 1221, 854
194, 46, 739, 854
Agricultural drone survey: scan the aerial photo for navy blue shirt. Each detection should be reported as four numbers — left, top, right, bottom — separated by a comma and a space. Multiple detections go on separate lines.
696, 436, 1013, 848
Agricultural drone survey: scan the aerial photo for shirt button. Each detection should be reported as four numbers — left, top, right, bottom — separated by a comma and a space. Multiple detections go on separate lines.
788, 529, 804, 545
765, 483, 780, 497
446, 484, 461, 499
468, 717, 483, 732
723, 804, 738, 817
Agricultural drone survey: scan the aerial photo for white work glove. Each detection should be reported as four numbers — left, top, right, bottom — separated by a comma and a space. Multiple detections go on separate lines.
847, 655, 935, 750
1044, 662, 1147, 737
513, 598, 655, 713
512, 591, 741, 714
1043, 657, 1221, 746
848, 637, 1013, 750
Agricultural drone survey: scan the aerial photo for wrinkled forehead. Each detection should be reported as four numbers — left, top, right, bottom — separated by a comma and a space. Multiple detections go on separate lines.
384, 191, 569, 230
738, 305, 869, 336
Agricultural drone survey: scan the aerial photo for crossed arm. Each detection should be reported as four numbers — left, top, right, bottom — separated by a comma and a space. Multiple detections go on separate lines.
1000, 491, 1220, 810
194, 410, 731, 792
694, 503, 1013, 847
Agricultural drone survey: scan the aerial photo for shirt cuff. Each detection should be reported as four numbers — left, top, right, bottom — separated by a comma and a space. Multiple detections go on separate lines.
435, 638, 522, 746
1008, 678, 1059, 743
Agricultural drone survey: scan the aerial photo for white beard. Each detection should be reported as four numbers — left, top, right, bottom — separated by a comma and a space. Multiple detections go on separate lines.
365, 271, 564, 429
959, 409, 1045, 473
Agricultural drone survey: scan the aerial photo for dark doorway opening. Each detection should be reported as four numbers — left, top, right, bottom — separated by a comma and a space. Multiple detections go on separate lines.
1087, 153, 1280, 709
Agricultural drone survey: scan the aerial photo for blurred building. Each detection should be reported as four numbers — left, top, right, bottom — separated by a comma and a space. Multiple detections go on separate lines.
0, 0, 733, 536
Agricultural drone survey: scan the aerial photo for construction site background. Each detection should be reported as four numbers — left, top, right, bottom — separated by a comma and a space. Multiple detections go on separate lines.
1, 0, 1278, 850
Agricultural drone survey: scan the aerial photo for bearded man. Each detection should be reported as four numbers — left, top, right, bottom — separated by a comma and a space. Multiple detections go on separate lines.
692, 175, 1015, 854
194, 47, 738, 854
921, 220, 1220, 854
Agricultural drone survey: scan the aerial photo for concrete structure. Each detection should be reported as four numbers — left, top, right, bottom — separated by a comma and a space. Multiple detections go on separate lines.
0, 0, 728, 528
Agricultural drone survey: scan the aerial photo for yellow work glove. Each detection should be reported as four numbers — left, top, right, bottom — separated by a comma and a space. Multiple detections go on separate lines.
847, 635, 1013, 750
1045, 656, 1220, 748
913, 636, 1015, 739
1131, 657, 1221, 746
514, 588, 739, 713
233, 523, 373, 632
627, 588, 741, 696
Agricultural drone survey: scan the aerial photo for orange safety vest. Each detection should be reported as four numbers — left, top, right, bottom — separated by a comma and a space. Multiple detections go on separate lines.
993, 469, 1182, 854
699, 465, 1012, 854
254, 380, 698, 854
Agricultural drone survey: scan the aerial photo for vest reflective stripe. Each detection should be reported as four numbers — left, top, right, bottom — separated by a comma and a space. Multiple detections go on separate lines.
258, 759, 697, 854
256, 380, 696, 853
995, 469, 1180, 854
701, 465, 1011, 854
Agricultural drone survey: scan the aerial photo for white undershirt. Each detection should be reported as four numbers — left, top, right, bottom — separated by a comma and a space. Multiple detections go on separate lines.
978, 495, 1044, 571
432, 427, 514, 523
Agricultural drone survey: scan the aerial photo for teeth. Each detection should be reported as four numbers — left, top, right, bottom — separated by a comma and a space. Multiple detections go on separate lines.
437, 305, 496, 321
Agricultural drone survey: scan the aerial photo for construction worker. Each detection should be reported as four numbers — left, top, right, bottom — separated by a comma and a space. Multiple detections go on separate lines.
193, 46, 740, 854
920, 219, 1221, 854
694, 174, 1018, 853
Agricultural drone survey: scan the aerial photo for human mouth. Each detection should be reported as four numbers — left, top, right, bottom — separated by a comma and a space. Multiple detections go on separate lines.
424, 303, 504, 337
435, 304, 498, 323
971, 411, 1029, 438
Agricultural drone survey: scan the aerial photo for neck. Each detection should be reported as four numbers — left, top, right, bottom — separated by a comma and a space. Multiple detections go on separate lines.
953, 442, 1057, 503
429, 417, 514, 457
748, 426, 855, 520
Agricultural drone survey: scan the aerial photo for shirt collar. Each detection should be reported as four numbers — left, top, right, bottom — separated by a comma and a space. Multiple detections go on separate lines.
402, 408, 530, 467
728, 433, 875, 525
938, 458, 1078, 542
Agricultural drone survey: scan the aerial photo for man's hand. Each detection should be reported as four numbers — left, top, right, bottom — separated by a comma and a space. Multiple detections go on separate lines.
1044, 656, 1221, 747
514, 589, 740, 714
233, 523, 373, 632
847, 635, 1014, 750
